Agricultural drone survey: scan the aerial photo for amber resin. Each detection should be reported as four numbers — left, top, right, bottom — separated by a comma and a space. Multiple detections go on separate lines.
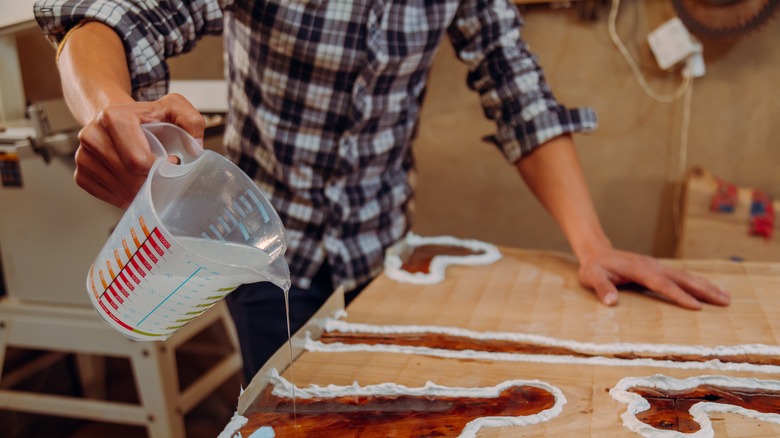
319, 331, 780, 367
629, 384, 780, 433
240, 384, 556, 437
400, 244, 484, 274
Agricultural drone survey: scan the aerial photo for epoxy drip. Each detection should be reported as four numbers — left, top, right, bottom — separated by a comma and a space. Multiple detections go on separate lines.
629, 384, 780, 432
400, 244, 484, 274
241, 384, 556, 436
319, 331, 780, 367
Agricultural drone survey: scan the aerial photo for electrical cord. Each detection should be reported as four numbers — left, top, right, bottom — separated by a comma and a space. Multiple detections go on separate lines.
0, 81, 6, 127
608, 0, 697, 240
608, 0, 692, 103
672, 76, 694, 240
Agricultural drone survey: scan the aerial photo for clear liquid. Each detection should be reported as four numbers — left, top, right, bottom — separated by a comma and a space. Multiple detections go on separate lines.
176, 236, 291, 289
284, 288, 298, 430
175, 236, 273, 269
176, 236, 297, 423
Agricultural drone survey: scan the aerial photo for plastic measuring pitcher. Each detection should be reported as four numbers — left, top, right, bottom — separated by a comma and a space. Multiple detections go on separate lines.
87, 123, 290, 341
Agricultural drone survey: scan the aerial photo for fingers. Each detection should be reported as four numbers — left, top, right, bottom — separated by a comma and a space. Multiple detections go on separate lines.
97, 94, 205, 172
72, 94, 203, 208
625, 256, 729, 310
97, 106, 156, 174
585, 268, 619, 306
76, 123, 147, 208
609, 255, 705, 310
578, 249, 730, 311
166, 93, 206, 141
663, 267, 731, 307
640, 274, 704, 310
73, 167, 129, 208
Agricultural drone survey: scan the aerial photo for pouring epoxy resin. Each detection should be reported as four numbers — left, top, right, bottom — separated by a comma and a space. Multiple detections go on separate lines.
86, 123, 290, 341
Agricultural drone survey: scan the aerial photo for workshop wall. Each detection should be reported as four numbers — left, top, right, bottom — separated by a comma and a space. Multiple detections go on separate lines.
17, 26, 61, 103
18, 2, 779, 259
412, 3, 780, 258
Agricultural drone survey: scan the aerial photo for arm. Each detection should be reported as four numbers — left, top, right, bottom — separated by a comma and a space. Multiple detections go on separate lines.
58, 22, 205, 208
516, 135, 730, 309
34, 0, 225, 207
58, 22, 134, 125
514, 135, 609, 263
448, 0, 729, 309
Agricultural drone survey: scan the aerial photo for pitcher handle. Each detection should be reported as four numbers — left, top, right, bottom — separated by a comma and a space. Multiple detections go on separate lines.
141, 122, 204, 165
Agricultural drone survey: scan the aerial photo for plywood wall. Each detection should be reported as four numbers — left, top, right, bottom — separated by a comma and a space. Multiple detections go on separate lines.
412, 3, 780, 259
18, 2, 779, 260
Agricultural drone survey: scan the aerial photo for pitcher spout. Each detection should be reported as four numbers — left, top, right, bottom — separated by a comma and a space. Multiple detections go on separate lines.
265, 257, 292, 291
241, 255, 291, 292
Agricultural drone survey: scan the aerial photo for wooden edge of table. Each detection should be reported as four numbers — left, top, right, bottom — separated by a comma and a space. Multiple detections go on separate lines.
237, 286, 346, 415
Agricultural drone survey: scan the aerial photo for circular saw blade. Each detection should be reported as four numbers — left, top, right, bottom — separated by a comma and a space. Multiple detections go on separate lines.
672, 0, 780, 37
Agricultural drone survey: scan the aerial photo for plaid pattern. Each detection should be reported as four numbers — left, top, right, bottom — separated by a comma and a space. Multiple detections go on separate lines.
36, 0, 597, 292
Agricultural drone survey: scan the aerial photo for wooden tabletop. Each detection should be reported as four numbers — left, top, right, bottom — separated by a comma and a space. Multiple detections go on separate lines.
237, 247, 780, 437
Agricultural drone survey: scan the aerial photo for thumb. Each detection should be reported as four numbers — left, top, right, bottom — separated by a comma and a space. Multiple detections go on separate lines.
162, 94, 207, 140
587, 272, 620, 306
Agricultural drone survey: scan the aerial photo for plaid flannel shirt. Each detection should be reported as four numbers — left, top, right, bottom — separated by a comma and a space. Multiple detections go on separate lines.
35, 0, 597, 292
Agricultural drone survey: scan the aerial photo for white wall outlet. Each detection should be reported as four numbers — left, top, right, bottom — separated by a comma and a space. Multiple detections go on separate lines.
647, 17, 698, 70
684, 42, 706, 78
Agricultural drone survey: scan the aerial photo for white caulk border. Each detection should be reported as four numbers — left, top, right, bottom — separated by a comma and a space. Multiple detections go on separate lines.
305, 318, 780, 375
217, 411, 249, 438
609, 374, 780, 438
265, 368, 566, 438
217, 368, 567, 438
384, 233, 502, 285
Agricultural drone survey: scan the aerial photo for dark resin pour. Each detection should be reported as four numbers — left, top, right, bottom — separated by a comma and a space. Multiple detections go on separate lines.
240, 383, 555, 437
629, 385, 780, 432
319, 332, 780, 367
400, 244, 483, 274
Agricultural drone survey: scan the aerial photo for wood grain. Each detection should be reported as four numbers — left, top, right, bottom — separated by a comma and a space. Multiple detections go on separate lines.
240, 248, 780, 436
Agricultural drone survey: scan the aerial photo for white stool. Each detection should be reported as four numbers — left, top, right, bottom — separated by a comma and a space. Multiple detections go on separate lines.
0, 298, 242, 438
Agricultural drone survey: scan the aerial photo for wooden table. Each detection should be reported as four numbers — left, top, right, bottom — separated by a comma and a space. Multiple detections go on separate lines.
234, 247, 780, 437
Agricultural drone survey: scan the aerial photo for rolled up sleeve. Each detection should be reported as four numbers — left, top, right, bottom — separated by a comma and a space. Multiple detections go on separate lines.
448, 0, 597, 163
34, 0, 225, 101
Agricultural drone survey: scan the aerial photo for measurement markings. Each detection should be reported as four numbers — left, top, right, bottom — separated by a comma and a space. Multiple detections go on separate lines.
99, 226, 169, 301
137, 267, 202, 326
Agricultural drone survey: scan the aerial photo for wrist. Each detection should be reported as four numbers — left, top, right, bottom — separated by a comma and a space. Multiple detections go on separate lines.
570, 232, 613, 262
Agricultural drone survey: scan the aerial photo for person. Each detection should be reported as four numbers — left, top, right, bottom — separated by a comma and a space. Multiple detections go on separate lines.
35, 0, 730, 382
